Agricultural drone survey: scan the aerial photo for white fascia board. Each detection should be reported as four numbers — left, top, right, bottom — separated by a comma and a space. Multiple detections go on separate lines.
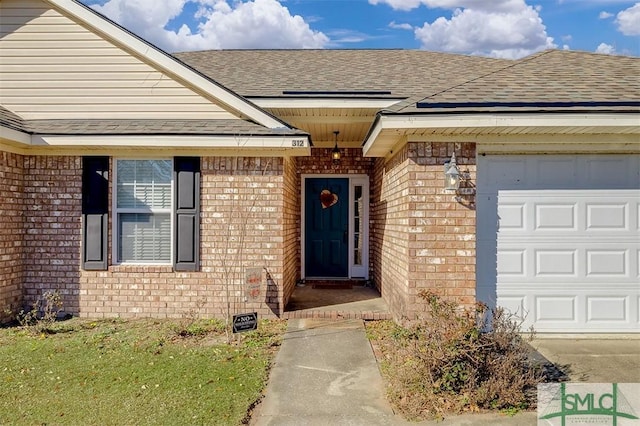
252, 98, 404, 109
32, 134, 311, 149
0, 124, 31, 145
44, 0, 287, 130
362, 112, 640, 156
376, 112, 640, 130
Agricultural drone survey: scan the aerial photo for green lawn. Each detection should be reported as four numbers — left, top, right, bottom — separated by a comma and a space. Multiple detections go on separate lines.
0, 318, 285, 425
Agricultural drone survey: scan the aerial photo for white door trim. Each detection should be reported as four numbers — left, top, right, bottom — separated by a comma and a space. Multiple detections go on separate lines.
301, 174, 370, 280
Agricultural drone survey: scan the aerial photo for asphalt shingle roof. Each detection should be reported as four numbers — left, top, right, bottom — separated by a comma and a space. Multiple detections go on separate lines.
0, 106, 25, 132
410, 50, 640, 113
175, 49, 640, 114
174, 49, 511, 99
0, 114, 306, 137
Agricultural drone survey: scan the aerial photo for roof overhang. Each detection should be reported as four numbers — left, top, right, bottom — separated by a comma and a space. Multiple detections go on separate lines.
252, 98, 404, 109
363, 112, 640, 157
0, 124, 31, 146
0, 129, 311, 156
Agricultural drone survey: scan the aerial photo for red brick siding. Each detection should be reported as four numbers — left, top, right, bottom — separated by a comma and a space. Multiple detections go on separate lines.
297, 148, 374, 176
371, 146, 412, 318
0, 151, 25, 320
371, 142, 477, 320
17, 155, 291, 319
22, 156, 82, 314
282, 156, 300, 308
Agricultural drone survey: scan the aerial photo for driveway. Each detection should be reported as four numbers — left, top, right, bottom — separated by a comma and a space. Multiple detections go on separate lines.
530, 337, 640, 383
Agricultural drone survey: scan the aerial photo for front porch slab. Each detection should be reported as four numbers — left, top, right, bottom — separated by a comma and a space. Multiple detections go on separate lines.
283, 284, 391, 320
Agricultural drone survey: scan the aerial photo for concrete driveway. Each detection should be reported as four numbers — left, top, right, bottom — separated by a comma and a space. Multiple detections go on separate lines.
531, 337, 640, 383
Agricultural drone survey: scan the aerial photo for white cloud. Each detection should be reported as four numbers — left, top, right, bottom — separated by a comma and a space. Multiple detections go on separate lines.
596, 42, 616, 54
389, 21, 414, 30
369, 0, 532, 13
599, 11, 613, 19
616, 3, 640, 35
413, 3, 556, 59
89, 0, 328, 52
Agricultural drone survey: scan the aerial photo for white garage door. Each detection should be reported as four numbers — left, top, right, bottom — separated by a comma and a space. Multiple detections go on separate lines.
477, 155, 640, 333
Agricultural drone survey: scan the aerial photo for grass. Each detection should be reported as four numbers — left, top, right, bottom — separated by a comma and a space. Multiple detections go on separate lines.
0, 317, 286, 426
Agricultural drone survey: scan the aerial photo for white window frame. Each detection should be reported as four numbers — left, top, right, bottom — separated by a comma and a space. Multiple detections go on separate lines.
112, 158, 174, 266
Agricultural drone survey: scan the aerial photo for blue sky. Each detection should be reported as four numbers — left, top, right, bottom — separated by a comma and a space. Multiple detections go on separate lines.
80, 0, 640, 58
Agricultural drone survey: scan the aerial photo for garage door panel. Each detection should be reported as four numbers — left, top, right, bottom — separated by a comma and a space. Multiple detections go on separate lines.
498, 243, 637, 283
497, 203, 525, 229
586, 203, 628, 230
535, 296, 577, 322
586, 250, 628, 276
535, 203, 576, 230
479, 154, 640, 333
587, 297, 628, 322
497, 250, 525, 275
498, 291, 638, 332
536, 250, 577, 276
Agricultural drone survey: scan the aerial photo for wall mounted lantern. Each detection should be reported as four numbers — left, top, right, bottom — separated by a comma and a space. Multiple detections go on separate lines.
331, 130, 341, 165
444, 152, 460, 191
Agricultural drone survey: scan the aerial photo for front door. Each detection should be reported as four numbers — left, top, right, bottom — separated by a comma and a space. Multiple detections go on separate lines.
305, 178, 349, 277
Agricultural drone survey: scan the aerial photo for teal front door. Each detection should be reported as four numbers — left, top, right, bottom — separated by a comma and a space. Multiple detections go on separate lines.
305, 178, 349, 277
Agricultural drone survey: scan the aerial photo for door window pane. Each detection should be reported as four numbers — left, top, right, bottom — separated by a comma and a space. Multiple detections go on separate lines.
354, 185, 363, 266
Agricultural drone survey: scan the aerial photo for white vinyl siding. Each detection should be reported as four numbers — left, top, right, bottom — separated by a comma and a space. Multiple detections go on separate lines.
0, 0, 237, 120
115, 159, 172, 264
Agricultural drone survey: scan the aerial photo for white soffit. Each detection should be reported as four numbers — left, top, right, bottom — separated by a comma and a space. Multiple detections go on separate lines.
44, 0, 288, 130
363, 113, 640, 157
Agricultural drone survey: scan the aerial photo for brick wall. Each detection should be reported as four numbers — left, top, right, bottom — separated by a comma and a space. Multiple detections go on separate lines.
18, 155, 292, 319
0, 151, 25, 321
282, 156, 300, 308
23, 156, 82, 315
297, 147, 374, 176
371, 146, 412, 317
371, 142, 477, 320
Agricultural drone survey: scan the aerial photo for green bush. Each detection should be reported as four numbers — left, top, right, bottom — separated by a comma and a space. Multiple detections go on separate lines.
372, 291, 543, 420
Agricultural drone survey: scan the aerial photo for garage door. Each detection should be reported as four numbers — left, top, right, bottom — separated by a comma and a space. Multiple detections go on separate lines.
477, 155, 640, 333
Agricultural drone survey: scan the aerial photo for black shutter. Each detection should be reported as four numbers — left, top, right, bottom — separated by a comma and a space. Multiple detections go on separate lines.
174, 157, 200, 271
82, 156, 109, 270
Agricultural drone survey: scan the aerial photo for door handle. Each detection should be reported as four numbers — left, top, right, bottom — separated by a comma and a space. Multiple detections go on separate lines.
343, 230, 347, 244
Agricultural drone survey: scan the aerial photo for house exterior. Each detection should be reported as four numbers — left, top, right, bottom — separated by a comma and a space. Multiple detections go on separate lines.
1, 0, 638, 333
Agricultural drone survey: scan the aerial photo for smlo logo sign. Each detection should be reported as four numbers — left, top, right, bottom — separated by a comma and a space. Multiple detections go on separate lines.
538, 383, 639, 425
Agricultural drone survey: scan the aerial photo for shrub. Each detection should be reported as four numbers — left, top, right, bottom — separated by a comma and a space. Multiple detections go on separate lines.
16, 290, 64, 334
374, 291, 544, 420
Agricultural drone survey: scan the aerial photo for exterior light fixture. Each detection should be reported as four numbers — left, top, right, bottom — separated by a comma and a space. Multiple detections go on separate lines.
331, 130, 341, 165
444, 152, 460, 191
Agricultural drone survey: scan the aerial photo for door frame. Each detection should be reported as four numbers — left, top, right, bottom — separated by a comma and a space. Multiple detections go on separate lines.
301, 174, 369, 280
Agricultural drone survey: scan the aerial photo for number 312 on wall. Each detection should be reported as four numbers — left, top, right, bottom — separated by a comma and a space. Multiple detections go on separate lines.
291, 139, 305, 147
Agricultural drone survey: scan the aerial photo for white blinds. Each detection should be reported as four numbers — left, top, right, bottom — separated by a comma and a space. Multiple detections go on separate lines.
116, 160, 172, 263
118, 213, 171, 263
117, 160, 171, 209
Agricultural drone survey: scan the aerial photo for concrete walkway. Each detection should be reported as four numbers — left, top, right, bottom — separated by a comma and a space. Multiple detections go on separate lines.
250, 318, 398, 425
250, 319, 537, 425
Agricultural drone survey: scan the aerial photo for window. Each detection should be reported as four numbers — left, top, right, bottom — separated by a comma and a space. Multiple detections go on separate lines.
115, 159, 172, 264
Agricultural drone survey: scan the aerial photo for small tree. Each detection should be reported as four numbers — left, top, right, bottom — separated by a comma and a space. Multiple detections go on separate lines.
215, 155, 273, 343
